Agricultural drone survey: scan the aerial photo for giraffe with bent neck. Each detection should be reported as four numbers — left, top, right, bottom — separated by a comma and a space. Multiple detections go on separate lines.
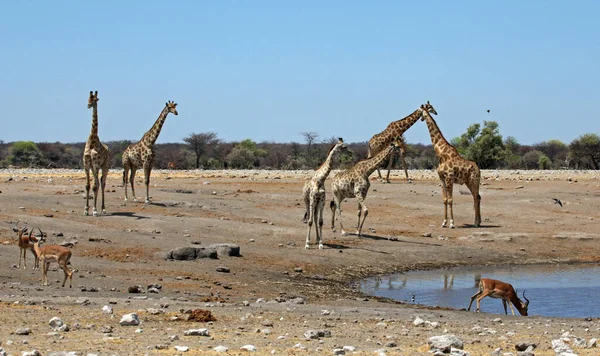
83, 91, 110, 216
122, 101, 178, 204
421, 106, 482, 228
330, 136, 403, 237
302, 138, 347, 249
368, 102, 438, 183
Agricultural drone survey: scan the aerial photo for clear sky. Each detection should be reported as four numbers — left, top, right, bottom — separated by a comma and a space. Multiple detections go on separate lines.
1, 1, 598, 146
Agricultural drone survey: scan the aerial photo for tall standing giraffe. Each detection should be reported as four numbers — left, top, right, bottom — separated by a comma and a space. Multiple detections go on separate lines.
83, 91, 110, 216
302, 138, 347, 249
122, 101, 178, 204
421, 106, 481, 228
330, 137, 403, 237
368, 102, 438, 183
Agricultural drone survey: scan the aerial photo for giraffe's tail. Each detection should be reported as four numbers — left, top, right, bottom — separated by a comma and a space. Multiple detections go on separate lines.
329, 200, 336, 212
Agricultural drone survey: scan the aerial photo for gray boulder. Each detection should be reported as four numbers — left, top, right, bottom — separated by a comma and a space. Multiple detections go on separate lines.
165, 247, 218, 260
428, 334, 464, 353
208, 243, 241, 257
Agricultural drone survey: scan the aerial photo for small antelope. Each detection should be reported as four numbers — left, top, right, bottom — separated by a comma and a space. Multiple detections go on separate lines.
468, 278, 530, 316
13, 220, 39, 270
32, 228, 74, 288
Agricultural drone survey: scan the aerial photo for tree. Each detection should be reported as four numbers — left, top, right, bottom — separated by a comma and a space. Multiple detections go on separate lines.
226, 139, 267, 169
451, 121, 510, 169
183, 132, 220, 169
569, 133, 600, 169
503, 136, 522, 169
6, 141, 43, 167
534, 139, 568, 168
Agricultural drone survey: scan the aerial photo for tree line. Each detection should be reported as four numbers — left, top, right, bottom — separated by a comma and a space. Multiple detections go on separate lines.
0, 121, 598, 170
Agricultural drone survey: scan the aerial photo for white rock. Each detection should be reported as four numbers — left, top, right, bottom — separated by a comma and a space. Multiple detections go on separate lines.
174, 346, 189, 352
413, 316, 426, 326
49, 317, 64, 330
184, 328, 210, 336
213, 345, 228, 352
240, 344, 256, 352
21, 351, 41, 356
343, 346, 356, 352
102, 305, 113, 314
119, 313, 140, 326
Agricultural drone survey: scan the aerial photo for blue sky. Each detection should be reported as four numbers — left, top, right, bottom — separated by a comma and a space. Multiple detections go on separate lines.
1, 1, 598, 145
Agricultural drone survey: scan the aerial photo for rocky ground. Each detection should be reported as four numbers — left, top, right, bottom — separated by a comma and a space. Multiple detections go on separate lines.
0, 168, 599, 356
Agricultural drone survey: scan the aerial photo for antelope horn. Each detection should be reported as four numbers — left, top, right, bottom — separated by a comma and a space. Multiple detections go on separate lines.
522, 289, 530, 307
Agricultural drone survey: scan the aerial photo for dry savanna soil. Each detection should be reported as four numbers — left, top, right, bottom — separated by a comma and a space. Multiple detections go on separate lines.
0, 168, 599, 355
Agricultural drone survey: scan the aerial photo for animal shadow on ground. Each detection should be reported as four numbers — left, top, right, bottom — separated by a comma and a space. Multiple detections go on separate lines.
109, 212, 150, 220
460, 224, 502, 229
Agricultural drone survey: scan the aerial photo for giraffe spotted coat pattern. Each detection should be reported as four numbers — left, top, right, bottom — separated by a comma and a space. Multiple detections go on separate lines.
122, 101, 178, 204
421, 106, 482, 228
330, 137, 403, 237
83, 90, 110, 217
302, 138, 347, 249
367, 102, 438, 182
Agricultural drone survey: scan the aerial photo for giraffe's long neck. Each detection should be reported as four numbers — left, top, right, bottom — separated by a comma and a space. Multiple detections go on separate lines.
90, 104, 99, 136
361, 144, 396, 177
142, 106, 170, 147
388, 108, 423, 138
424, 114, 455, 162
314, 146, 339, 184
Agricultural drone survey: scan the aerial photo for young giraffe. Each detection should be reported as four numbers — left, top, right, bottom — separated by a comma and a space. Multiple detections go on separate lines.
122, 101, 178, 204
302, 138, 347, 249
83, 90, 110, 216
367, 102, 438, 183
421, 107, 482, 228
330, 137, 403, 237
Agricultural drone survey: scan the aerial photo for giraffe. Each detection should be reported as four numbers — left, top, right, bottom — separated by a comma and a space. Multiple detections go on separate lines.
122, 101, 178, 204
302, 138, 347, 249
421, 106, 482, 228
83, 90, 110, 216
330, 136, 403, 237
367, 102, 438, 183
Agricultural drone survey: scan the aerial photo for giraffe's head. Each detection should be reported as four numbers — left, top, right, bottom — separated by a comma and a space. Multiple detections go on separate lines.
87, 91, 99, 109
335, 137, 348, 151
166, 101, 178, 116
420, 101, 437, 120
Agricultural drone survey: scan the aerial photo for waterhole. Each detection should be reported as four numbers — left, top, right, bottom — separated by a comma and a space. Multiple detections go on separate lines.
360, 264, 600, 318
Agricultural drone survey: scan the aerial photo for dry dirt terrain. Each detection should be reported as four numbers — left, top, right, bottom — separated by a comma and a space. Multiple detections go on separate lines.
0, 168, 599, 355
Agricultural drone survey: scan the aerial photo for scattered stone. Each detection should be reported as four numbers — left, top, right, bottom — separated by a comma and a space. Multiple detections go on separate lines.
174, 346, 189, 352
21, 351, 41, 356
216, 266, 230, 273
423, 232, 432, 237
15, 328, 31, 335
184, 328, 210, 336
207, 243, 241, 257
165, 247, 218, 260
304, 329, 331, 339
146, 308, 163, 315
187, 309, 216, 322
49, 317, 64, 330
119, 313, 140, 326
515, 342, 536, 352
128, 285, 140, 293
240, 344, 256, 352
428, 334, 464, 353
294, 267, 303, 273
213, 345, 228, 352
333, 349, 345, 355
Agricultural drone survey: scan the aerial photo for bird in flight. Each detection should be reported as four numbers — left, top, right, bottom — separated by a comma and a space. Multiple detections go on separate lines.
552, 198, 563, 207
486, 109, 491, 113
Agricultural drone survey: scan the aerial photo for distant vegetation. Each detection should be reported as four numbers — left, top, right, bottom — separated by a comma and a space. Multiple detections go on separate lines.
0, 121, 598, 170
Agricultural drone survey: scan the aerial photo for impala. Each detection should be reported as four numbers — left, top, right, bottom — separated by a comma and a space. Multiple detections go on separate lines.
13, 220, 40, 270
467, 277, 530, 316
32, 228, 74, 288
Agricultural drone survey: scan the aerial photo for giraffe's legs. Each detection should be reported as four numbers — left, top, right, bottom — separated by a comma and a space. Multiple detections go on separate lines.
317, 197, 325, 249
100, 165, 108, 215
129, 167, 138, 202
91, 166, 100, 216
333, 195, 347, 236
439, 177, 448, 228
445, 180, 455, 229
399, 149, 410, 183
84, 165, 91, 216
305, 196, 316, 249
143, 164, 152, 204
383, 155, 394, 183
355, 194, 369, 237
123, 163, 130, 202
330, 200, 337, 232
302, 183, 310, 223
468, 179, 482, 228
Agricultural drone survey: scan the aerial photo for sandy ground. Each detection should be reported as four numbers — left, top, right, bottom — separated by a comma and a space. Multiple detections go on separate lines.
0, 168, 599, 355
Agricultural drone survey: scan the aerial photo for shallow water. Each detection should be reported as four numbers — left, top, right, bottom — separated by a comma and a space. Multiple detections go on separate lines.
360, 264, 600, 318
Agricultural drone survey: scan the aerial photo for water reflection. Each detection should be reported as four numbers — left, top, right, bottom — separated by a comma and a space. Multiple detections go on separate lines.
360, 264, 600, 318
